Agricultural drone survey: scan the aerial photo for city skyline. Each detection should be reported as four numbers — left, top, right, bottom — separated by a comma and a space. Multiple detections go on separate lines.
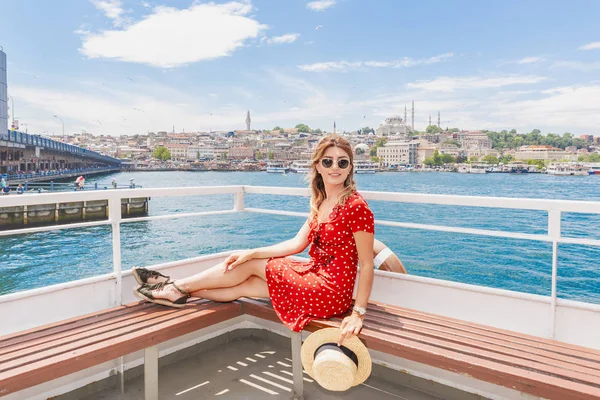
0, 0, 599, 136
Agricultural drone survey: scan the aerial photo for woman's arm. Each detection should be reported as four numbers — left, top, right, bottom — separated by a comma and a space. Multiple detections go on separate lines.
338, 230, 374, 344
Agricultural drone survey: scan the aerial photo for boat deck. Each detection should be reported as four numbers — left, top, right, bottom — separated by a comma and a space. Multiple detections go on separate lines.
67, 333, 441, 400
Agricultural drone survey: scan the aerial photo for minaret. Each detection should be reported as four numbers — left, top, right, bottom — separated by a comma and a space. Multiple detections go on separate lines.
411, 101, 415, 131
333, 121, 337, 134
429, 115, 432, 127
404, 105, 408, 134
437, 111, 441, 128
246, 110, 251, 131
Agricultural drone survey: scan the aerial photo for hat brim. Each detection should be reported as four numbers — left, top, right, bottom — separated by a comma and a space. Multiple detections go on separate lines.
301, 328, 372, 387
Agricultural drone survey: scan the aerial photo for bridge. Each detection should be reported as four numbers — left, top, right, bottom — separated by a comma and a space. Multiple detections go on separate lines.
0, 130, 121, 181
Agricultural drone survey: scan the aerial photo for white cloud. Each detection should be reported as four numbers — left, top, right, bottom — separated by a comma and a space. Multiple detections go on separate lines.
306, 0, 336, 11
264, 33, 300, 45
406, 75, 547, 92
518, 56, 545, 64
552, 60, 600, 71
578, 42, 600, 51
298, 53, 453, 72
91, 0, 129, 27
79, 1, 267, 68
486, 84, 600, 130
140, 1, 151, 8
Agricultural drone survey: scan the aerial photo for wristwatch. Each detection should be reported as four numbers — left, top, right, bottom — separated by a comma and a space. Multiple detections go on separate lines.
352, 306, 367, 317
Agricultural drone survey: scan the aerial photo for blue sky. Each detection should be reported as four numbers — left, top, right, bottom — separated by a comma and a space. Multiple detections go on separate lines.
1, 0, 599, 136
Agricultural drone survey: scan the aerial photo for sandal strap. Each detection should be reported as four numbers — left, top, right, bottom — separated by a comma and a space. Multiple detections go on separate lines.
172, 282, 191, 297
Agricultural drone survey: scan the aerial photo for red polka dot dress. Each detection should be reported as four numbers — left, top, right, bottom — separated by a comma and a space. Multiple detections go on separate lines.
265, 191, 375, 332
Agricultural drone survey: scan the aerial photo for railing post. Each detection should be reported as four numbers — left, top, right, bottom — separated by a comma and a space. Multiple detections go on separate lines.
234, 188, 245, 212
50, 181, 54, 191
24, 181, 28, 191
108, 196, 123, 306
291, 331, 304, 399
548, 210, 561, 339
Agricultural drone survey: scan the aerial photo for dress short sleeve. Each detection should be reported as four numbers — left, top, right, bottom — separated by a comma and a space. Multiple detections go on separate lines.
348, 199, 375, 234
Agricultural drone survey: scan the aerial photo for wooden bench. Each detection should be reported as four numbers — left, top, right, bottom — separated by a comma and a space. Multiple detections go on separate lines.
2, 298, 600, 400
0, 299, 241, 399
240, 298, 600, 400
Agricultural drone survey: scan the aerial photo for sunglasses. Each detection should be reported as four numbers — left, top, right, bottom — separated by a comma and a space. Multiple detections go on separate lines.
321, 158, 350, 169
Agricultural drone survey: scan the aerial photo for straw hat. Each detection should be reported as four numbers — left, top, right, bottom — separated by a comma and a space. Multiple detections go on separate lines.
301, 328, 372, 391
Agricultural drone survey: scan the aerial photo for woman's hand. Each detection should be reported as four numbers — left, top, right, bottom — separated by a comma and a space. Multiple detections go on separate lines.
223, 250, 255, 273
337, 313, 364, 346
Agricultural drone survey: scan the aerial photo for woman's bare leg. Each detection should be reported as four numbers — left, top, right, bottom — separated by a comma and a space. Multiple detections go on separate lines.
191, 276, 269, 302
141, 258, 268, 302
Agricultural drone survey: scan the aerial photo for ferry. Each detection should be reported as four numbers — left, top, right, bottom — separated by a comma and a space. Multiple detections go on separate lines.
1, 186, 599, 400
468, 163, 488, 174
545, 162, 588, 176
353, 160, 377, 174
290, 160, 311, 173
266, 161, 290, 173
588, 163, 600, 175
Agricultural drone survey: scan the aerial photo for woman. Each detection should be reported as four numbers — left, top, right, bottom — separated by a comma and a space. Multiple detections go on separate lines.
134, 134, 375, 343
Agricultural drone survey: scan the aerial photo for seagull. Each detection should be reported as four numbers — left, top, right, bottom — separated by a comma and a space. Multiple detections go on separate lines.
133, 107, 145, 112
363, 115, 366, 119
96, 120, 102, 125
127, 76, 135, 83
315, 25, 323, 31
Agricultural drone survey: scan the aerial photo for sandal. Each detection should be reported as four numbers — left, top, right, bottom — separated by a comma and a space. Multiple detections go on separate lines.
132, 267, 171, 285
134, 281, 191, 309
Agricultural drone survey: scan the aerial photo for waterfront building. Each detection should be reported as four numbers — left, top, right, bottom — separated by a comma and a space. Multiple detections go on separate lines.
466, 148, 500, 159
377, 140, 419, 166
228, 146, 254, 160
456, 131, 492, 150
187, 145, 214, 161
514, 145, 573, 161
417, 146, 437, 164
165, 143, 189, 161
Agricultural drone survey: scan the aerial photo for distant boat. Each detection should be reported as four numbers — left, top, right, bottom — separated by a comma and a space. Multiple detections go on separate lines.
588, 163, 600, 175
469, 163, 488, 174
546, 162, 588, 176
290, 160, 311, 173
266, 161, 290, 173
354, 160, 377, 174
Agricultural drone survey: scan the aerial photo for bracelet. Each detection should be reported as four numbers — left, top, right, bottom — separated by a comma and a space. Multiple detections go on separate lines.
352, 306, 366, 317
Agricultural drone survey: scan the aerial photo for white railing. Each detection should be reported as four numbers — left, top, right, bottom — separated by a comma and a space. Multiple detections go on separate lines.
1, 185, 599, 338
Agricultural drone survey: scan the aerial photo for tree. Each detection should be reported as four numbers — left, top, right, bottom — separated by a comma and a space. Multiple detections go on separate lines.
295, 124, 311, 133
356, 147, 366, 155
196, 151, 200, 160
500, 154, 514, 164
273, 126, 282, 131
579, 153, 600, 162
153, 146, 171, 161
426, 125, 442, 134
469, 156, 480, 163
447, 128, 460, 133
361, 127, 374, 134
256, 151, 263, 160
279, 129, 284, 134
313, 128, 322, 134
440, 153, 455, 164
371, 156, 380, 162
482, 155, 499, 164
268, 151, 274, 160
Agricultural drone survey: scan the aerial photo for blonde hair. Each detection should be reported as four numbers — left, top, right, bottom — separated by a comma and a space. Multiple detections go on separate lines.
309, 134, 357, 219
